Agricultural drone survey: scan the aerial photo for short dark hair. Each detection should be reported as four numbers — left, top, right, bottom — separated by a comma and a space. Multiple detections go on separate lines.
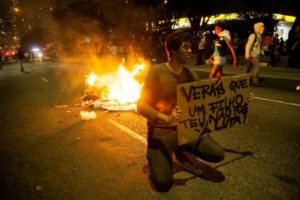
165, 31, 190, 53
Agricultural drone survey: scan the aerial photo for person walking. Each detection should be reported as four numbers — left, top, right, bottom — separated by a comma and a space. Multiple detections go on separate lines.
207, 22, 237, 78
137, 31, 224, 192
245, 22, 265, 86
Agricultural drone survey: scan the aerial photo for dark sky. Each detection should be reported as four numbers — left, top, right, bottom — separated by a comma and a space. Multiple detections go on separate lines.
22, 0, 52, 20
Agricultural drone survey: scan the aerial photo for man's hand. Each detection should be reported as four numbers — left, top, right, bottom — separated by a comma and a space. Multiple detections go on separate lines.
157, 106, 182, 125
167, 106, 182, 124
206, 57, 213, 65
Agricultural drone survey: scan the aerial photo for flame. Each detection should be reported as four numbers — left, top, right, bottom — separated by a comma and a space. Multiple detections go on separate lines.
85, 63, 145, 107
85, 71, 98, 86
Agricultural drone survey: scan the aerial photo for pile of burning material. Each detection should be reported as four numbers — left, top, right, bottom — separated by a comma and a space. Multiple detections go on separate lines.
83, 63, 145, 111
93, 100, 137, 111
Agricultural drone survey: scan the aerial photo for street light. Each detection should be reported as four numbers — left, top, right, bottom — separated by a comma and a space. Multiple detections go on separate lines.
13, 7, 20, 14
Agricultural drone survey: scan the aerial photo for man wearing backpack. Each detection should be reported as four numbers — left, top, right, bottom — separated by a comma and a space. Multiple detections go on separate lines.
245, 22, 265, 86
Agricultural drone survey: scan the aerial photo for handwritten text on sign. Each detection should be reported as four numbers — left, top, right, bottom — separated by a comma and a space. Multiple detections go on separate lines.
177, 74, 250, 145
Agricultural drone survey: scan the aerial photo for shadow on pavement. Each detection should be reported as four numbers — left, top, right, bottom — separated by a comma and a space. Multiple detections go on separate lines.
257, 78, 299, 91
214, 148, 254, 169
142, 147, 255, 187
142, 154, 226, 187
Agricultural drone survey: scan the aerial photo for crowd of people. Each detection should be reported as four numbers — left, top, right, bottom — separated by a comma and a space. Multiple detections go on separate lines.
194, 22, 266, 86
193, 23, 300, 86
195, 25, 298, 68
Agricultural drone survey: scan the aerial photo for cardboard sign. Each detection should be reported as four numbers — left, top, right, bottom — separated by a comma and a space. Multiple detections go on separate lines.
177, 74, 250, 145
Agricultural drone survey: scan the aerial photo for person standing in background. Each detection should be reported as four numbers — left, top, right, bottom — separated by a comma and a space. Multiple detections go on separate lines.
288, 26, 300, 68
269, 33, 280, 66
196, 31, 206, 65
0, 52, 3, 70
16, 48, 25, 72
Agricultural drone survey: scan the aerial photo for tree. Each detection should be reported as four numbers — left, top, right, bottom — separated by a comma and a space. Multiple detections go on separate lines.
52, 0, 108, 52
0, 1, 10, 19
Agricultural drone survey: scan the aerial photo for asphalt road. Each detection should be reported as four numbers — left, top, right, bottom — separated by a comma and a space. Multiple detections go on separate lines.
0, 61, 299, 200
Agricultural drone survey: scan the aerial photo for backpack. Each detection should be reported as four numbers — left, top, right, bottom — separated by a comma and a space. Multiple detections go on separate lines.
245, 33, 262, 54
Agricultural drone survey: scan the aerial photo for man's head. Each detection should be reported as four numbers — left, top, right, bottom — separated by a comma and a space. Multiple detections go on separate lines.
254, 22, 265, 35
214, 22, 225, 35
165, 31, 192, 63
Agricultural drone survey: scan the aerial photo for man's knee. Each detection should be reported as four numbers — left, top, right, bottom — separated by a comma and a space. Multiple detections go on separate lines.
149, 174, 172, 192
211, 148, 225, 163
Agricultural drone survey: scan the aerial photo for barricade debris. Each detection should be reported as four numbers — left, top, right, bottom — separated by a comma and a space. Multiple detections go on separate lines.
80, 111, 97, 120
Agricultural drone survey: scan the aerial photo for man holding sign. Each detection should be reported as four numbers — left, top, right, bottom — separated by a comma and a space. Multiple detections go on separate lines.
137, 31, 224, 192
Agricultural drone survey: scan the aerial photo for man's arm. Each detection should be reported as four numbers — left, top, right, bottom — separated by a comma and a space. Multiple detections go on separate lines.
137, 67, 183, 124
137, 69, 160, 122
245, 34, 255, 59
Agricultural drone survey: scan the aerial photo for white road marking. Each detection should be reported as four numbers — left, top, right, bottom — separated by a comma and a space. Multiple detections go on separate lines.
41, 77, 48, 82
108, 119, 147, 145
254, 96, 300, 107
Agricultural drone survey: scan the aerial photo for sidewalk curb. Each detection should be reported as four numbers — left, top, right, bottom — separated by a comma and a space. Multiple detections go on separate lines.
189, 64, 300, 81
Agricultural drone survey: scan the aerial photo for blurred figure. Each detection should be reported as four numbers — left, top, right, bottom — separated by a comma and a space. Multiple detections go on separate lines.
269, 33, 280, 66
0, 52, 3, 70
196, 31, 206, 65
288, 25, 300, 68
232, 32, 240, 61
245, 22, 265, 86
204, 30, 214, 60
279, 37, 285, 55
24, 51, 30, 63
207, 22, 237, 78
16, 48, 25, 72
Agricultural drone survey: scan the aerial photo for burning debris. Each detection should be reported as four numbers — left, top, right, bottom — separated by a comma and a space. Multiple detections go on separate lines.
82, 62, 146, 111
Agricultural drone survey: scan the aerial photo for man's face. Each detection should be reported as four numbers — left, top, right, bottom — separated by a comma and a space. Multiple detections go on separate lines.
172, 41, 192, 63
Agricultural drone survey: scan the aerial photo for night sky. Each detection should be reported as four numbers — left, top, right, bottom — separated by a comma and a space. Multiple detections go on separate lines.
22, 0, 52, 20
